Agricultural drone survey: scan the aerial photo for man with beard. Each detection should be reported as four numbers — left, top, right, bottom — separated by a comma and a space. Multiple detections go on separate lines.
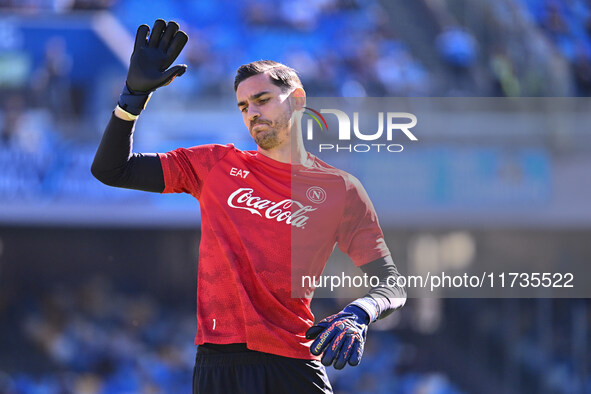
92, 19, 406, 394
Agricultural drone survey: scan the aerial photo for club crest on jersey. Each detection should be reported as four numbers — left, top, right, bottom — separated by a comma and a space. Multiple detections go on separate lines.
306, 186, 327, 204
227, 188, 316, 229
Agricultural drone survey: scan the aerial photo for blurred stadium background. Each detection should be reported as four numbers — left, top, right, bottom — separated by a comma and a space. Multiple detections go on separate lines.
0, 0, 590, 393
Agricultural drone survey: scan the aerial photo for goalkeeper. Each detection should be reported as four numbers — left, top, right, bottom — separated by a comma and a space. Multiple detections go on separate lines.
92, 19, 406, 394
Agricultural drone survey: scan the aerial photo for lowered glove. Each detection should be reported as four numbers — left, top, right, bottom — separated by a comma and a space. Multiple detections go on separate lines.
305, 305, 369, 370
118, 19, 188, 116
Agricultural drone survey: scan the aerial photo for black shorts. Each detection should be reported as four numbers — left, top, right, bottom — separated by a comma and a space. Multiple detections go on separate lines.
193, 344, 333, 394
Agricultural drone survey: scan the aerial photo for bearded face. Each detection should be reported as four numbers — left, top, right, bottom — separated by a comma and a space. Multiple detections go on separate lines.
236, 73, 297, 152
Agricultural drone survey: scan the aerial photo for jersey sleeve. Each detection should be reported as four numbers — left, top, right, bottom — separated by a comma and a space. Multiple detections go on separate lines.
336, 175, 390, 267
157, 143, 233, 199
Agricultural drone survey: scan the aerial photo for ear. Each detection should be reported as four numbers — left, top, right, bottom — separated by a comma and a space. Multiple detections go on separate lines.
290, 88, 306, 111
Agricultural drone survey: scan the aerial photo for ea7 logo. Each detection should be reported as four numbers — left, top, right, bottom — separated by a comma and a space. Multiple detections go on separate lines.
304, 110, 418, 142
230, 167, 250, 178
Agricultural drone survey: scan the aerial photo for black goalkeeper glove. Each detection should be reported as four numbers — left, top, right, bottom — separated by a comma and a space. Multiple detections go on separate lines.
305, 305, 369, 370
118, 19, 188, 116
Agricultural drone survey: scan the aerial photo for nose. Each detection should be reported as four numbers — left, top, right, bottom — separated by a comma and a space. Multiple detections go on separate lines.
247, 106, 260, 123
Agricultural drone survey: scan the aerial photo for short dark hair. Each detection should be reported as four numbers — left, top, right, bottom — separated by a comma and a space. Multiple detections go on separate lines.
234, 60, 303, 92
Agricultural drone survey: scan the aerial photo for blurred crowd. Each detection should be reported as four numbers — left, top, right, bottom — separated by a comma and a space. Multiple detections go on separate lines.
1, 277, 587, 393
0, 0, 432, 203
110, 0, 431, 98
0, 278, 195, 393
0, 278, 463, 394
447, 298, 591, 394
0, 0, 590, 202
0, 0, 115, 11
520, 0, 591, 96
1, 1, 591, 392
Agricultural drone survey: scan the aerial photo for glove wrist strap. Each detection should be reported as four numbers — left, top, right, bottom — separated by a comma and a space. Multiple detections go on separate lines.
118, 83, 153, 116
348, 297, 379, 324
114, 105, 139, 121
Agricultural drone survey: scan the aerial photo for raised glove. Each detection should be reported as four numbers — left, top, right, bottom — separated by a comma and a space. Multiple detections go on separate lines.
305, 305, 369, 369
118, 19, 188, 115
